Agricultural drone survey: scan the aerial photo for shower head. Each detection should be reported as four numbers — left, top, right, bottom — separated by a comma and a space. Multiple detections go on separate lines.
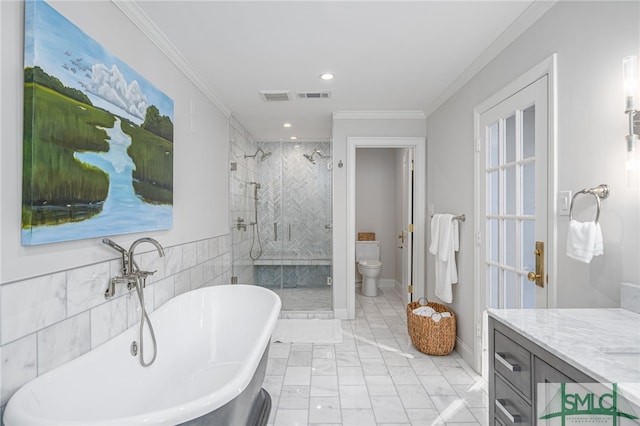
260, 151, 272, 161
244, 148, 271, 161
249, 181, 261, 189
303, 153, 316, 164
303, 149, 328, 164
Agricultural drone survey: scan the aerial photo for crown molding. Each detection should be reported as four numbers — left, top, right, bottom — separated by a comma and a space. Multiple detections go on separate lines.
333, 111, 426, 120
424, 0, 557, 117
112, 0, 231, 118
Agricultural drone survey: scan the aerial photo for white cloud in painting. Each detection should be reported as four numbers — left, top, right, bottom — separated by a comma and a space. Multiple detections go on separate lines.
87, 63, 148, 120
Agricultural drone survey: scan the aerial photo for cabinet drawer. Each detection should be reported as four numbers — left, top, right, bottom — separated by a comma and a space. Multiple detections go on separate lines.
494, 330, 531, 399
495, 375, 532, 425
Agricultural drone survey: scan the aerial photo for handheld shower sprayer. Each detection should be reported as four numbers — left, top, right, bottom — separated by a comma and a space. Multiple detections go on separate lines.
249, 181, 261, 200
102, 238, 127, 254
102, 238, 128, 275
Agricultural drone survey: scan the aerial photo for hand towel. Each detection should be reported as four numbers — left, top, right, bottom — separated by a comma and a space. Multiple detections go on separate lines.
430, 214, 459, 303
593, 223, 603, 257
566, 220, 603, 263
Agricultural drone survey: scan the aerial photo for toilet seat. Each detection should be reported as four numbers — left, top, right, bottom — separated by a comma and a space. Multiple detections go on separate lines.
358, 260, 382, 268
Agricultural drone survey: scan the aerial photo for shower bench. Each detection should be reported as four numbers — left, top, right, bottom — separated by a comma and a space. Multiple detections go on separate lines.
252, 256, 331, 288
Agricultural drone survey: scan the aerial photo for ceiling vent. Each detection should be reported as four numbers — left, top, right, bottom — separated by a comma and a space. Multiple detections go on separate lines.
296, 91, 332, 100
259, 90, 292, 102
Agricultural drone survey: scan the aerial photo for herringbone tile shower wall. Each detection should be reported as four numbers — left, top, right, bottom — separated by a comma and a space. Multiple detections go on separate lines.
257, 142, 332, 260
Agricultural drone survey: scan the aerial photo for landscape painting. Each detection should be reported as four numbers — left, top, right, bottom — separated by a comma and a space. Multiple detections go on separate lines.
22, 0, 174, 245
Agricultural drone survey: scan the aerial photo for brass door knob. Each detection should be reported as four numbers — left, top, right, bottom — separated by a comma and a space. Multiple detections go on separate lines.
527, 271, 541, 282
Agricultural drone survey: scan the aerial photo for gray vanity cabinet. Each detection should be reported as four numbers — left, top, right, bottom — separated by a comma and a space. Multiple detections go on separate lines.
489, 317, 596, 425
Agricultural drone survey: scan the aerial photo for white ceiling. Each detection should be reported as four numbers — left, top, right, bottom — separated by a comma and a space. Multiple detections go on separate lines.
129, 1, 539, 142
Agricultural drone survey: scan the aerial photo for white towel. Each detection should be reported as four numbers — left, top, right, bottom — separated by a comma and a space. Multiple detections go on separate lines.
429, 214, 441, 255
429, 214, 459, 303
412, 306, 452, 322
566, 220, 603, 263
413, 306, 436, 317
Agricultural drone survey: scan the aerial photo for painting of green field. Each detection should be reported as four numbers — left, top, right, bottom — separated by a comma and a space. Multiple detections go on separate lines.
22, 0, 174, 245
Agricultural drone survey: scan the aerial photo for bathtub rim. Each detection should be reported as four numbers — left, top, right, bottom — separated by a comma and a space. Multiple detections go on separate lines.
3, 284, 282, 426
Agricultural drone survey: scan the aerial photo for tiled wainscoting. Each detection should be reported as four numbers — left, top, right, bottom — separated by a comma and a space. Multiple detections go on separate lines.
0, 234, 232, 415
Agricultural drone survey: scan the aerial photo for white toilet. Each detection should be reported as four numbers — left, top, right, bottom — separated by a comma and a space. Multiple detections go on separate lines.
355, 241, 382, 297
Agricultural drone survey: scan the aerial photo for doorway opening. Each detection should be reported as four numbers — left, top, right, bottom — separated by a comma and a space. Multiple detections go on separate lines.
346, 137, 426, 318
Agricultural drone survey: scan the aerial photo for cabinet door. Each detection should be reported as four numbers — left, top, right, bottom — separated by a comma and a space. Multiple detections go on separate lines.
494, 330, 532, 399
535, 356, 573, 384
534, 356, 584, 423
495, 375, 533, 425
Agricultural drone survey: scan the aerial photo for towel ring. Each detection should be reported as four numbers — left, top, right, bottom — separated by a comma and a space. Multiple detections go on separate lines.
569, 184, 610, 223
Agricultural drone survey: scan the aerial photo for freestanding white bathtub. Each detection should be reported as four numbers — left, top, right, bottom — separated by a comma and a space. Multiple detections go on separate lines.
3, 284, 281, 426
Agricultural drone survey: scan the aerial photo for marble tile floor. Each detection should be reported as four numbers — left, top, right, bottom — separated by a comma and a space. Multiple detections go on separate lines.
264, 288, 489, 425
271, 286, 333, 312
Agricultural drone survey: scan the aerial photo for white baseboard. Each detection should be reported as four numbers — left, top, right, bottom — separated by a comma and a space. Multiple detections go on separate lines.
455, 337, 478, 374
333, 308, 348, 320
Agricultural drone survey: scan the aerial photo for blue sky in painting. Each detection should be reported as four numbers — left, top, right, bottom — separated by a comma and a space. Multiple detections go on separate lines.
24, 0, 174, 125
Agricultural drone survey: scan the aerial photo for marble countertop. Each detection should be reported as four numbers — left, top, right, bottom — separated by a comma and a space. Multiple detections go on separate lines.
488, 308, 640, 403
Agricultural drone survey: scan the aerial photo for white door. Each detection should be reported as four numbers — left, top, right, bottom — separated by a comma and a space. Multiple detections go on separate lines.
402, 149, 414, 304
477, 76, 549, 375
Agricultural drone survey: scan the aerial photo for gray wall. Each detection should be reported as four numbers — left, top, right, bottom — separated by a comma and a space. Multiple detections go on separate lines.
426, 1, 640, 365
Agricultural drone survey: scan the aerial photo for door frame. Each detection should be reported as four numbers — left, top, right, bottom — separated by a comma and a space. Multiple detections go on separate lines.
402, 148, 415, 305
346, 137, 426, 318
473, 55, 558, 374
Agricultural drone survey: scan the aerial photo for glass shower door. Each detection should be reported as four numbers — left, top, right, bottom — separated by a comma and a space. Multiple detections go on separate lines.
279, 142, 333, 310
258, 141, 332, 311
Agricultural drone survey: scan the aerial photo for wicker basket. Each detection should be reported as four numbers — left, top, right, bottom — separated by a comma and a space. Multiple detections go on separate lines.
357, 232, 375, 241
407, 299, 456, 356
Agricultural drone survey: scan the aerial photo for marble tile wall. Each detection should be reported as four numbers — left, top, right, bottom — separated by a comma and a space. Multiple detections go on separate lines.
0, 234, 232, 411
256, 141, 332, 260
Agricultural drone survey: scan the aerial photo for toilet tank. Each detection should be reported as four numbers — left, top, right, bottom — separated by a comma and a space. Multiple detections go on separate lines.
355, 241, 380, 261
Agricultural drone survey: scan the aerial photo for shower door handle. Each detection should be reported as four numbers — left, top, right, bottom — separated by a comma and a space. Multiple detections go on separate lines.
288, 224, 291, 241
274, 223, 278, 241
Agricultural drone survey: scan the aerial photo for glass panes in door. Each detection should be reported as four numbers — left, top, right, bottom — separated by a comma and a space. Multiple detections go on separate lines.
485, 105, 538, 309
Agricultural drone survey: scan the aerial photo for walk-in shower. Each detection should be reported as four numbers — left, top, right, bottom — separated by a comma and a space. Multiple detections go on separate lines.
229, 135, 332, 312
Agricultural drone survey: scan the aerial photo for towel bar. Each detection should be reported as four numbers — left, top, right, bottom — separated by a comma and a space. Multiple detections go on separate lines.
569, 184, 610, 223
430, 214, 465, 222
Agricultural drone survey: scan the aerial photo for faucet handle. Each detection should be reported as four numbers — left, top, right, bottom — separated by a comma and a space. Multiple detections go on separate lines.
134, 269, 157, 279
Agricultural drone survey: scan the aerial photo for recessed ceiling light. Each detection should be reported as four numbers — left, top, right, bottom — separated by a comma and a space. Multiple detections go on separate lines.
290, 136, 297, 140
283, 123, 292, 128
319, 73, 334, 81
